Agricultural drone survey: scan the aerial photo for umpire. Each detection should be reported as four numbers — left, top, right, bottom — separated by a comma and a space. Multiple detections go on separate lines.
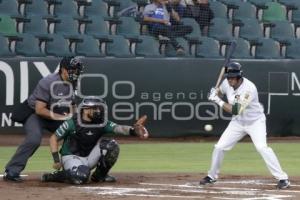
3, 56, 84, 182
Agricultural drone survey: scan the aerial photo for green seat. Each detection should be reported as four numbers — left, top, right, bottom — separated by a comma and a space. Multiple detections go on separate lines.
106, 35, 134, 57
85, 16, 110, 37
208, 18, 233, 42
24, 0, 49, 16
22, 15, 49, 36
15, 33, 45, 57
270, 21, 295, 43
53, 15, 80, 37
113, 0, 137, 17
0, 0, 20, 16
262, 2, 286, 22
255, 38, 281, 59
209, 1, 227, 18
181, 18, 201, 39
232, 2, 256, 22
135, 35, 162, 57
248, 0, 272, 8
45, 34, 75, 56
196, 37, 222, 58
165, 37, 191, 57
76, 35, 104, 57
0, 35, 15, 57
84, 0, 109, 18
239, 18, 263, 42
292, 8, 300, 25
286, 39, 300, 59
116, 17, 140, 38
228, 38, 253, 59
52, 0, 79, 17
0, 15, 18, 36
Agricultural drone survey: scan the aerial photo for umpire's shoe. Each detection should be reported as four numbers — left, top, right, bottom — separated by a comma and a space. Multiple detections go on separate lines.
91, 174, 117, 183
277, 179, 290, 189
199, 176, 216, 185
3, 170, 23, 182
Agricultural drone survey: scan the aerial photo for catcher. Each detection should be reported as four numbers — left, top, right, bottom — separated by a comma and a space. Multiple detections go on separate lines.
41, 96, 149, 184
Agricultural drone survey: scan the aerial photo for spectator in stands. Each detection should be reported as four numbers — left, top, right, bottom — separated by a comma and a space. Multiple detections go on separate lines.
187, 0, 214, 36
143, 0, 193, 55
169, 0, 188, 25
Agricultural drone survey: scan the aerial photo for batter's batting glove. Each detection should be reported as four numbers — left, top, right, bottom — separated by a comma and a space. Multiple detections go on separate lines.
130, 115, 149, 139
208, 87, 224, 107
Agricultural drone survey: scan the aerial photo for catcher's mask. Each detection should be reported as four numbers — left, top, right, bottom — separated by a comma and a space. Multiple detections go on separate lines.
225, 62, 243, 79
60, 56, 84, 84
81, 96, 106, 124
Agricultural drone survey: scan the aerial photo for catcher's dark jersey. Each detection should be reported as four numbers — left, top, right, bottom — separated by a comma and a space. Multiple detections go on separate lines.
55, 117, 117, 157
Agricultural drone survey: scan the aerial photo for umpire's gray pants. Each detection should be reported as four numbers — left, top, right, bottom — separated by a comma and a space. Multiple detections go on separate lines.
5, 114, 62, 175
62, 140, 102, 171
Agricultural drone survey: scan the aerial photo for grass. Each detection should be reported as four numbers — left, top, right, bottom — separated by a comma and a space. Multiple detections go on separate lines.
0, 142, 299, 176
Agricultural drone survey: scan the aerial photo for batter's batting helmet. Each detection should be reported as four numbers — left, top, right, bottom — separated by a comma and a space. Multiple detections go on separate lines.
225, 62, 243, 78
81, 96, 106, 124
59, 56, 84, 84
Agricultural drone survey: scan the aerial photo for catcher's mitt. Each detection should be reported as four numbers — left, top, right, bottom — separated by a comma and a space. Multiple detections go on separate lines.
132, 115, 149, 139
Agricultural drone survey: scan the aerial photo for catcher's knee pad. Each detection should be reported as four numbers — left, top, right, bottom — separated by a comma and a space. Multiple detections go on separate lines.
99, 138, 120, 168
67, 165, 90, 185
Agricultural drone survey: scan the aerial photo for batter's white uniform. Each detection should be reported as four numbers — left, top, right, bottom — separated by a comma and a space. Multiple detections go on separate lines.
207, 78, 288, 180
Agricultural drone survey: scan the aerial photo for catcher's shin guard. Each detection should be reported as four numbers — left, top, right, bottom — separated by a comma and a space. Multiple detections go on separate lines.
91, 139, 119, 182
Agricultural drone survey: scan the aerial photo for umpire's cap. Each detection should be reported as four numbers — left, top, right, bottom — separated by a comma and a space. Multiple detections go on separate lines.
225, 62, 243, 78
59, 56, 84, 71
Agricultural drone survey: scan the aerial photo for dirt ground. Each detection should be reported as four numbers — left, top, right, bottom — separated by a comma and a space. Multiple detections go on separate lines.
1, 134, 299, 200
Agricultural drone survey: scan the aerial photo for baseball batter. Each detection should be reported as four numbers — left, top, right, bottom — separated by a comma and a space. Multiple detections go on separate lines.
199, 62, 290, 189
41, 96, 149, 184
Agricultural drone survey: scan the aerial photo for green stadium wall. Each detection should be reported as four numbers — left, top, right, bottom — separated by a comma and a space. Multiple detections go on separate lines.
0, 58, 300, 137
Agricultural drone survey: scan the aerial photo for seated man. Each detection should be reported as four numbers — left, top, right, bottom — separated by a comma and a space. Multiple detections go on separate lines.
41, 96, 149, 184
143, 0, 192, 55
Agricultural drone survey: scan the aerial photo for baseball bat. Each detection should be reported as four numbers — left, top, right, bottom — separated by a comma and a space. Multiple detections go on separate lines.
215, 40, 237, 88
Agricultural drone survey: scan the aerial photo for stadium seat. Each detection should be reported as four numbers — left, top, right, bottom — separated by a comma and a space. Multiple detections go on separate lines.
23, 0, 49, 17
232, 2, 256, 22
238, 18, 263, 42
0, 15, 18, 36
84, 0, 109, 18
209, 1, 227, 19
75, 35, 104, 57
248, 0, 272, 8
0, 0, 20, 16
84, 16, 110, 37
105, 35, 134, 57
0, 35, 15, 57
22, 15, 49, 36
228, 38, 253, 59
135, 35, 162, 57
195, 37, 222, 58
292, 8, 300, 25
15, 33, 45, 57
255, 38, 282, 59
181, 18, 202, 39
165, 37, 190, 57
116, 17, 140, 38
52, 15, 80, 37
112, 0, 138, 17
270, 21, 295, 44
52, 0, 79, 17
45, 34, 75, 56
208, 18, 233, 42
262, 2, 287, 22
285, 39, 300, 59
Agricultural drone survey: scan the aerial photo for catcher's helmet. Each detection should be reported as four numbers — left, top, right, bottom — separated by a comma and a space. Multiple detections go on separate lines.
81, 96, 106, 124
60, 56, 84, 84
225, 62, 243, 78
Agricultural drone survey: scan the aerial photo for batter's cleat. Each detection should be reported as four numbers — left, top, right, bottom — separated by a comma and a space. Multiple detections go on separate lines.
3, 170, 23, 182
277, 179, 290, 189
41, 171, 66, 183
199, 176, 216, 185
91, 174, 117, 183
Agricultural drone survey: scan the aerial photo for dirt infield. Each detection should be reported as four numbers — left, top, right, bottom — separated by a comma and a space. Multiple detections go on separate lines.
0, 173, 300, 200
